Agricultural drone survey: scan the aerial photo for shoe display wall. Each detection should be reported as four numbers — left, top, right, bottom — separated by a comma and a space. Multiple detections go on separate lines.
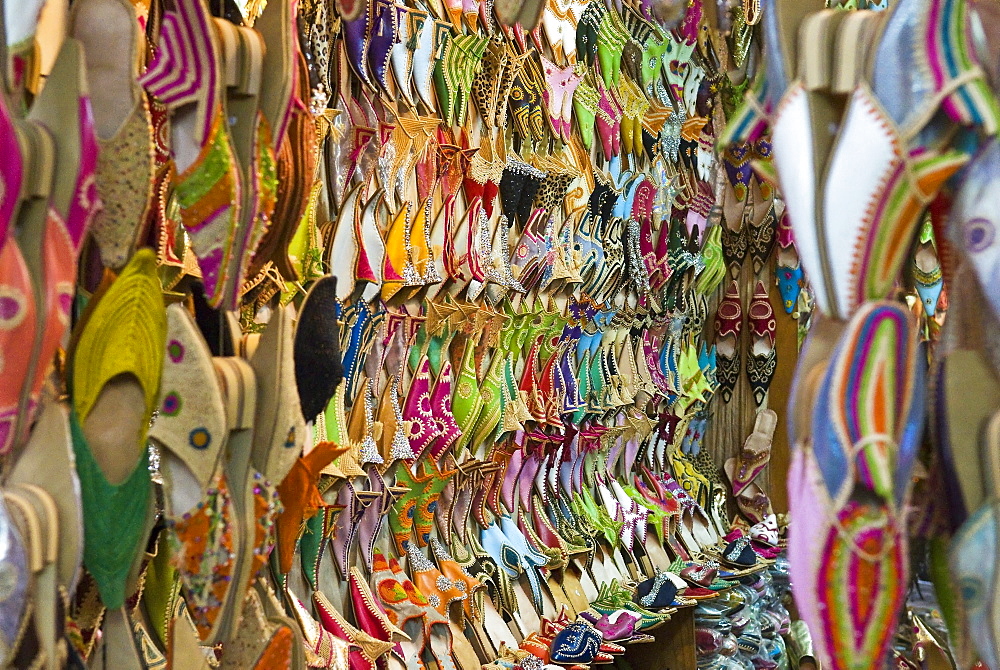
0, 0, 993, 668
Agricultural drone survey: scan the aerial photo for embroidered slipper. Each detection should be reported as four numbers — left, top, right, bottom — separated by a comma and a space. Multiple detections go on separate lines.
249, 50, 316, 281
791, 301, 923, 669
140, 0, 243, 308
149, 303, 227, 517
749, 514, 779, 547
7, 399, 84, 597
0, 99, 34, 442
70, 0, 154, 270
746, 281, 777, 406
713, 280, 742, 404
0, 150, 41, 452
727, 409, 777, 497
273, 440, 344, 574
219, 590, 298, 669
68, 249, 165, 611
13, 39, 96, 456
912, 236, 944, 318
148, 306, 244, 645
248, 305, 305, 486
217, 14, 275, 286
294, 275, 344, 424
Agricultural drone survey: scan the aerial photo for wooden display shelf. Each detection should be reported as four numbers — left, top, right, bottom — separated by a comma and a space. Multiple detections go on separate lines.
621, 606, 697, 670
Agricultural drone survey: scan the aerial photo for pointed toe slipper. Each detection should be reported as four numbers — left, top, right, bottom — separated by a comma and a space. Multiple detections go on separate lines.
294, 275, 344, 424
249, 304, 305, 486
150, 303, 228, 516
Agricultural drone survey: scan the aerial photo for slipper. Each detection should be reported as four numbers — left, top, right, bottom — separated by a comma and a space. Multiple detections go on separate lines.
149, 307, 243, 646
166, 613, 212, 670
273, 440, 344, 574
748, 514, 779, 547
139, 0, 243, 308
24, 37, 96, 254
250, 50, 316, 281
326, 184, 365, 300
70, 0, 154, 270
723, 456, 773, 526
935, 348, 1000, 527
149, 303, 227, 516
213, 355, 274, 646
0, 483, 29, 667
5, 483, 64, 670
950, 411, 1000, 670
248, 305, 305, 486
215, 16, 277, 306
294, 275, 344, 424
13, 40, 93, 456
946, 137, 1000, 322
0, 239, 36, 457
86, 607, 144, 669
790, 301, 923, 669
728, 409, 777, 497
713, 280, 742, 404
913, 237, 943, 317
68, 249, 165, 611
7, 399, 84, 597
746, 281, 777, 406
219, 590, 297, 669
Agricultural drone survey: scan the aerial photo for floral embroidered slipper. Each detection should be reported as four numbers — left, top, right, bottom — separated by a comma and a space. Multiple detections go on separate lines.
147, 304, 245, 645
70, 0, 154, 270
67, 249, 165, 612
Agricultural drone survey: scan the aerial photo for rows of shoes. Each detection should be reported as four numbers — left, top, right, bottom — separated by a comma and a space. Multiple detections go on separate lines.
5, 0, 1000, 667
726, 0, 1000, 667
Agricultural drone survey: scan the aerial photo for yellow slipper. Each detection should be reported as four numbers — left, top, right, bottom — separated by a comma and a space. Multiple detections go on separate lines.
67, 248, 166, 610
